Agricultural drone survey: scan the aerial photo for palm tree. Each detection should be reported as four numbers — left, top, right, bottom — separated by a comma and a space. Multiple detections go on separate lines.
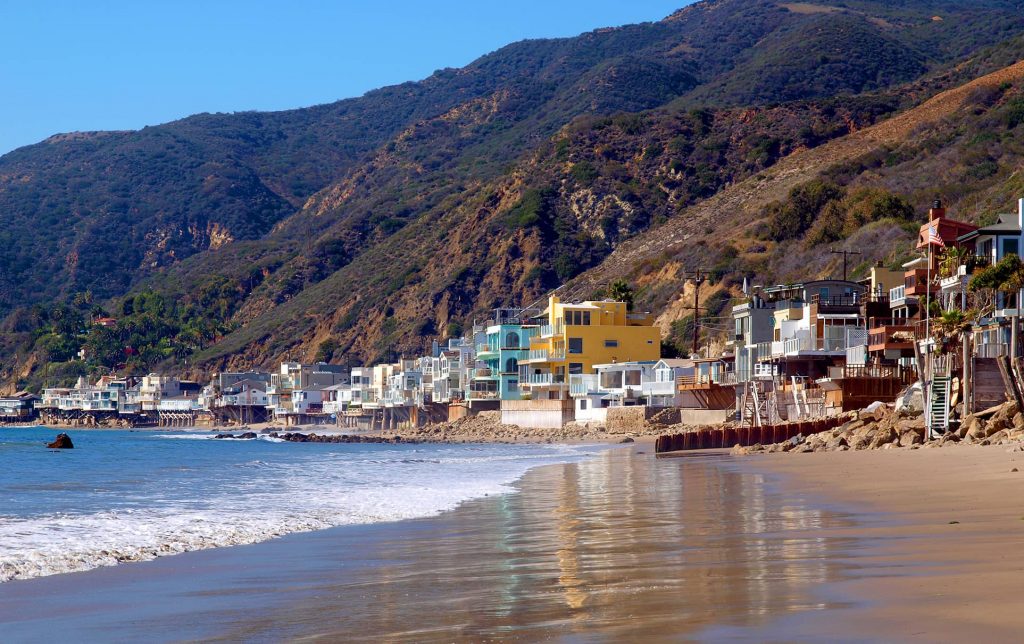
609, 279, 635, 311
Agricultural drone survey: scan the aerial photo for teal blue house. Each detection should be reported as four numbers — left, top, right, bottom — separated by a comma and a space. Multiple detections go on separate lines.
469, 314, 537, 402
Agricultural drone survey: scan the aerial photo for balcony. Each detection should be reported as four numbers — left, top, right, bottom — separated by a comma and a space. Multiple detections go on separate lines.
471, 367, 496, 379
888, 285, 917, 308
476, 344, 498, 358
569, 374, 599, 396
521, 373, 567, 386
539, 322, 564, 338
521, 348, 565, 363
868, 319, 917, 353
810, 294, 861, 314
468, 387, 499, 400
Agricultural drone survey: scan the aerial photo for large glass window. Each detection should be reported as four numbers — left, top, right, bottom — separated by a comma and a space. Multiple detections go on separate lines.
565, 310, 592, 326
604, 339, 618, 348
1002, 237, 1020, 258
505, 331, 520, 348
568, 363, 584, 375
568, 337, 583, 354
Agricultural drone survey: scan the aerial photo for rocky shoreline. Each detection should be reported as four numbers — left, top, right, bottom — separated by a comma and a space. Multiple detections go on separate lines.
731, 400, 1024, 455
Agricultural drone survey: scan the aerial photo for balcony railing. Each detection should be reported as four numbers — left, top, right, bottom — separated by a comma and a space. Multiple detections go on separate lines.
522, 373, 567, 386
868, 321, 917, 351
538, 322, 564, 338
976, 343, 1008, 358
569, 374, 599, 396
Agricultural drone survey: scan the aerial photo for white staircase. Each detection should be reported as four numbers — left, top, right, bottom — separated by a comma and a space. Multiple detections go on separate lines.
928, 375, 951, 438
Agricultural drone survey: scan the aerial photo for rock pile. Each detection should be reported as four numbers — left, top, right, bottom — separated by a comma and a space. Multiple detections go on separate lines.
213, 431, 419, 444
732, 399, 1024, 455
412, 411, 650, 443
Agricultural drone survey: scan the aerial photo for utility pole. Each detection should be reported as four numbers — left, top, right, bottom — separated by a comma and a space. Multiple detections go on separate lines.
684, 270, 707, 357
830, 248, 862, 281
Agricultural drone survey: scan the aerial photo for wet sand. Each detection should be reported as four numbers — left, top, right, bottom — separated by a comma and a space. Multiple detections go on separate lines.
0, 447, 867, 642
726, 445, 1024, 642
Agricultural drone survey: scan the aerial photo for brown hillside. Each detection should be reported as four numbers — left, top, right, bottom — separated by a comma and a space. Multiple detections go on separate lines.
565, 58, 1024, 297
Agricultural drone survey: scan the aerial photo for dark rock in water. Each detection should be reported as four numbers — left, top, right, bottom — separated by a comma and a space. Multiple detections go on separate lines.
238, 432, 257, 439
619, 437, 635, 443
47, 433, 74, 449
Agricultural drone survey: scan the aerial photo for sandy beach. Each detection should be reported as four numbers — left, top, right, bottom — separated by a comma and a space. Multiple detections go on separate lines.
728, 444, 1024, 641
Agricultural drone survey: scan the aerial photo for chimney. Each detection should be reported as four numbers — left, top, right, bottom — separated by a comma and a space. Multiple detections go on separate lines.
929, 199, 945, 222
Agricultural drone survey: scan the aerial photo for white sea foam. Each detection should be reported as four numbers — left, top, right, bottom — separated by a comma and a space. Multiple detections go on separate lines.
0, 443, 601, 582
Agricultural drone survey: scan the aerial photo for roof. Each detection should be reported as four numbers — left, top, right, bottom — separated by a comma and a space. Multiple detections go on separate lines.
655, 358, 694, 368
959, 213, 1020, 241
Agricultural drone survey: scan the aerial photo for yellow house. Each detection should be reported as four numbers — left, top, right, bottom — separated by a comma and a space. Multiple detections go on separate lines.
519, 296, 660, 400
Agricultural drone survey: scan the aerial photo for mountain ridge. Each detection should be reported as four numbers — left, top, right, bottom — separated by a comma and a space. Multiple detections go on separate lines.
5, 0, 1024, 388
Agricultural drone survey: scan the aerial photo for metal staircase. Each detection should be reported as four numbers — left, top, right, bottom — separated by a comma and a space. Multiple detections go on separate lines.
928, 375, 951, 438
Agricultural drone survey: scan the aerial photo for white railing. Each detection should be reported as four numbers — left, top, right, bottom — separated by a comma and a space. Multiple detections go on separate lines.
522, 373, 567, 386
642, 380, 676, 396
846, 344, 868, 366
976, 343, 1008, 358
525, 349, 548, 361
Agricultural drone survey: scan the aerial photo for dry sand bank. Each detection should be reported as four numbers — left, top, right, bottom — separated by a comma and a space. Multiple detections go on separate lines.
732, 445, 1024, 641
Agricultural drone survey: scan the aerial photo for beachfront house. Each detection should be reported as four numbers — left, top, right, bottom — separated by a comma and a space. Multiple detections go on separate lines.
518, 296, 660, 401
0, 392, 38, 421
956, 198, 1024, 357
468, 309, 538, 408
503, 296, 659, 428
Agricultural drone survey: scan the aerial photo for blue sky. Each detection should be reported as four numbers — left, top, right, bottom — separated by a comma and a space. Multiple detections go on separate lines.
0, 1, 691, 155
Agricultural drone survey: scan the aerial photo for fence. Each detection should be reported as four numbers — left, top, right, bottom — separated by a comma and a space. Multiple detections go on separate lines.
655, 416, 846, 454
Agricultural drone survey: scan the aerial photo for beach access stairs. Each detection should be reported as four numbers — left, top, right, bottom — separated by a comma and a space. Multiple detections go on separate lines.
928, 375, 951, 438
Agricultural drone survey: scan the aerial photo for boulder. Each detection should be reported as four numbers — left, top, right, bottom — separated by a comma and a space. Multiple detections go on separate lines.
47, 433, 74, 449
849, 434, 872, 451
826, 435, 849, 451
1014, 413, 1024, 431
870, 426, 898, 449
898, 430, 923, 448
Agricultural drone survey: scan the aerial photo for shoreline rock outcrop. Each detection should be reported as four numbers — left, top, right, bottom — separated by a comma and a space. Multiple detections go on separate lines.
46, 433, 74, 449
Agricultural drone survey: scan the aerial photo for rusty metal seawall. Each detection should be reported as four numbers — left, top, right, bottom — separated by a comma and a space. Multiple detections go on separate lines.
654, 417, 846, 454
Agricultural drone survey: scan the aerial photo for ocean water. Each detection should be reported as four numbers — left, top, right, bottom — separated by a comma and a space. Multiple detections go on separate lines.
0, 427, 608, 583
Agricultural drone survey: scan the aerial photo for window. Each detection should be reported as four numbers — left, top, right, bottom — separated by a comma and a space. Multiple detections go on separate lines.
508, 380, 518, 392
505, 331, 520, 348
504, 357, 518, 374
604, 339, 618, 348
565, 310, 592, 326
1002, 238, 1020, 258
568, 363, 584, 375
568, 337, 583, 354
580, 400, 588, 410
819, 287, 829, 299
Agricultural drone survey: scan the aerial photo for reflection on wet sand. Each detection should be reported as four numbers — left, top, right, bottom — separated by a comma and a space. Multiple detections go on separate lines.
212, 449, 856, 642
